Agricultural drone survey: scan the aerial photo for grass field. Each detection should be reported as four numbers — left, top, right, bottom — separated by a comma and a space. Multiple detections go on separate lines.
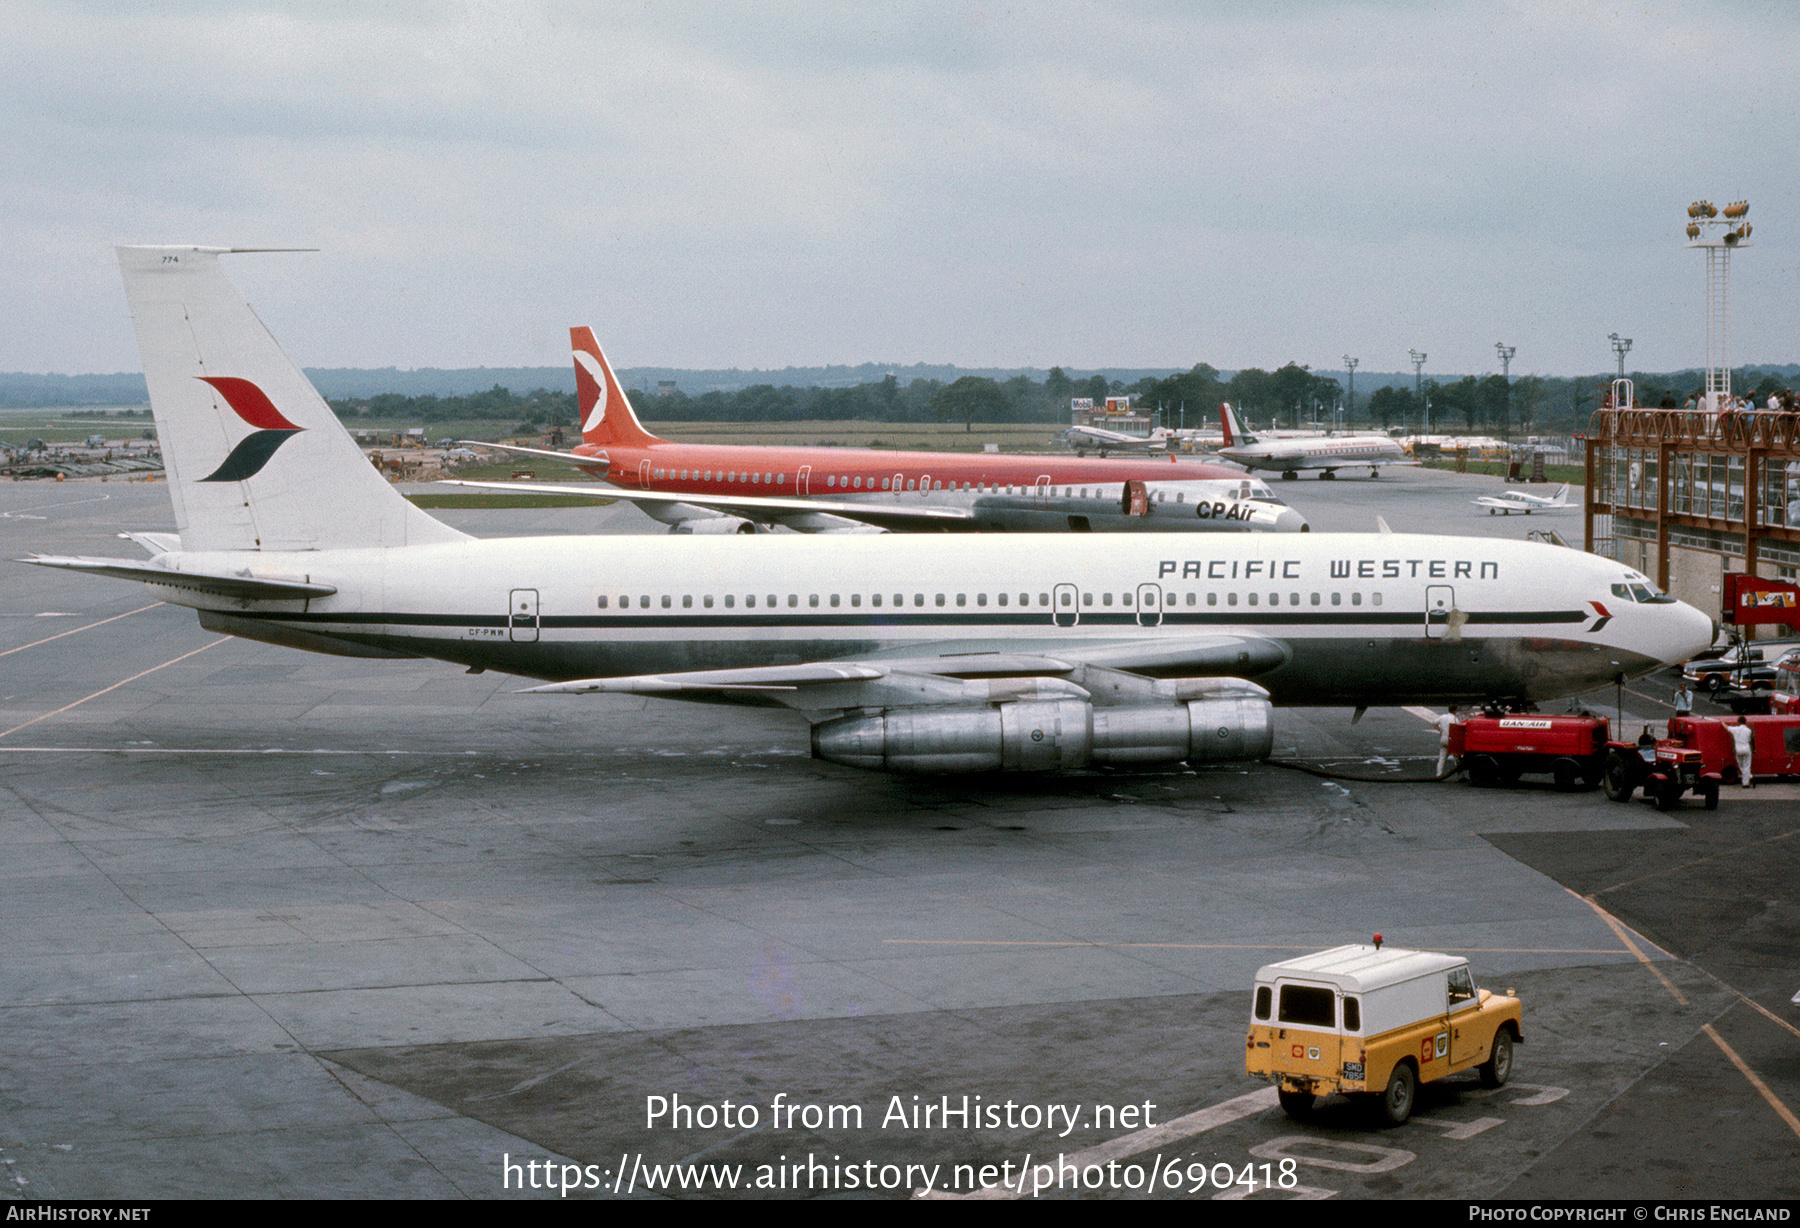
1417, 458, 1586, 486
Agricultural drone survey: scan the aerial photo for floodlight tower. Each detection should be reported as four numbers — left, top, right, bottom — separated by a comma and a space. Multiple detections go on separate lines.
1343, 355, 1357, 431
1409, 349, 1427, 436
1685, 199, 1751, 408
1607, 332, 1632, 380
1495, 343, 1515, 437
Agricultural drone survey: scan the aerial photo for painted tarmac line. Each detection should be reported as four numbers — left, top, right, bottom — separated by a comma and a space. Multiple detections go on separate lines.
0, 602, 163, 658
918, 1087, 1280, 1200
0, 637, 229, 739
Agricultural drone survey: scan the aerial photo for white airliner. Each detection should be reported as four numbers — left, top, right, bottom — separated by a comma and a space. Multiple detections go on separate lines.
1472, 484, 1571, 515
19, 247, 1713, 774
1216, 403, 1409, 480
1063, 423, 1177, 456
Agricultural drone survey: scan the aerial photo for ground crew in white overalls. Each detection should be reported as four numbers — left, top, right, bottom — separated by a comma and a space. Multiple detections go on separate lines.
1436, 706, 1461, 777
1730, 717, 1755, 789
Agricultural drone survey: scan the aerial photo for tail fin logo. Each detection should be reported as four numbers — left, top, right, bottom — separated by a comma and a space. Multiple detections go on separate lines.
575, 350, 610, 434
196, 376, 305, 482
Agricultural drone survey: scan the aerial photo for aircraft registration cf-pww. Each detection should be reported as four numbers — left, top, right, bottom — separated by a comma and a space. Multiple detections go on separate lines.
20, 248, 1714, 773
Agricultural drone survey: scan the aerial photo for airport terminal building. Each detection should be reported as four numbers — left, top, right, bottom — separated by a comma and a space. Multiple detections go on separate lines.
1585, 404, 1800, 635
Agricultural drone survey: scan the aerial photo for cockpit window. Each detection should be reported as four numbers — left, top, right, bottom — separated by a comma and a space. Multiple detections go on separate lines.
1611, 580, 1673, 604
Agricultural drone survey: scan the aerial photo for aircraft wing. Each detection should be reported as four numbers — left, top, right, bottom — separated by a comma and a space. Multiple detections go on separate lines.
520, 635, 1287, 713
454, 439, 600, 467
437, 479, 975, 531
19, 554, 338, 600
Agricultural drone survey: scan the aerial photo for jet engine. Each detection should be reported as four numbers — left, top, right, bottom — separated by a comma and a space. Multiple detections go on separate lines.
672, 515, 759, 534
809, 691, 1273, 773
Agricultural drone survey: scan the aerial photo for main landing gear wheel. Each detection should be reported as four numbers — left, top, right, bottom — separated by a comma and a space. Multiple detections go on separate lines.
1377, 1062, 1416, 1125
1281, 471, 1298, 480
1478, 1029, 1513, 1088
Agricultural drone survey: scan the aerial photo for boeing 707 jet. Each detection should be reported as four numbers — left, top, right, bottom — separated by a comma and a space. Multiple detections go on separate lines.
19, 248, 1712, 774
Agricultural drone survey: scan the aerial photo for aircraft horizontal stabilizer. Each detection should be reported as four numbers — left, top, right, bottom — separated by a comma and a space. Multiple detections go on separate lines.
19, 554, 338, 600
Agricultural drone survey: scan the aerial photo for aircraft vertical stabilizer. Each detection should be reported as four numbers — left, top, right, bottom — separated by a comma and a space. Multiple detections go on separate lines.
1219, 402, 1253, 446
116, 246, 466, 553
573, 326, 658, 449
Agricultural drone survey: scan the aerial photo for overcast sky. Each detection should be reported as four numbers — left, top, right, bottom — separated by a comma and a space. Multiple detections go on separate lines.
6, 1, 1798, 380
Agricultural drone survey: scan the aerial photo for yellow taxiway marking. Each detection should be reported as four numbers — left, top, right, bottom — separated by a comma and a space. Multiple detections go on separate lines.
1703, 1023, 1800, 1140
1571, 889, 1687, 1006
1576, 890, 1800, 1143
0, 602, 163, 658
0, 637, 229, 740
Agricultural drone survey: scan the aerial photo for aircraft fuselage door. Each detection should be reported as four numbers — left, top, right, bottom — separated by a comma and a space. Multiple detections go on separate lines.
510, 588, 540, 642
1123, 479, 1149, 517
638, 460, 651, 488
1137, 583, 1163, 627
919, 473, 931, 499
1053, 583, 1080, 628
1035, 475, 1052, 508
1426, 585, 1454, 638
797, 464, 811, 495
892, 472, 904, 499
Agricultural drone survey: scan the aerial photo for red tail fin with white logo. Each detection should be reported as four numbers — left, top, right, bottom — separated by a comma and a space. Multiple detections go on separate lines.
1219, 402, 1235, 447
572, 327, 660, 449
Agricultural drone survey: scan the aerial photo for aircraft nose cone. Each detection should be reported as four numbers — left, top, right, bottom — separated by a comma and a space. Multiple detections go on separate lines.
1667, 600, 1718, 665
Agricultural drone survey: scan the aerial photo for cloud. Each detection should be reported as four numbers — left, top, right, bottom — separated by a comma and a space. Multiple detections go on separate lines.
5, 1, 1799, 376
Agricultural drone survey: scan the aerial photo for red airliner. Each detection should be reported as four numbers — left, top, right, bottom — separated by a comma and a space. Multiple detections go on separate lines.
454, 329, 1305, 533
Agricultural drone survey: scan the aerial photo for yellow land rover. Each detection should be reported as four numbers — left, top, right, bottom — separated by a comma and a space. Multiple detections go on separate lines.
1245, 941, 1523, 1125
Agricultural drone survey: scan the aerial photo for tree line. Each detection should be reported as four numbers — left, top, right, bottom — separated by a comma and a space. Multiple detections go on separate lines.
323, 364, 1800, 438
